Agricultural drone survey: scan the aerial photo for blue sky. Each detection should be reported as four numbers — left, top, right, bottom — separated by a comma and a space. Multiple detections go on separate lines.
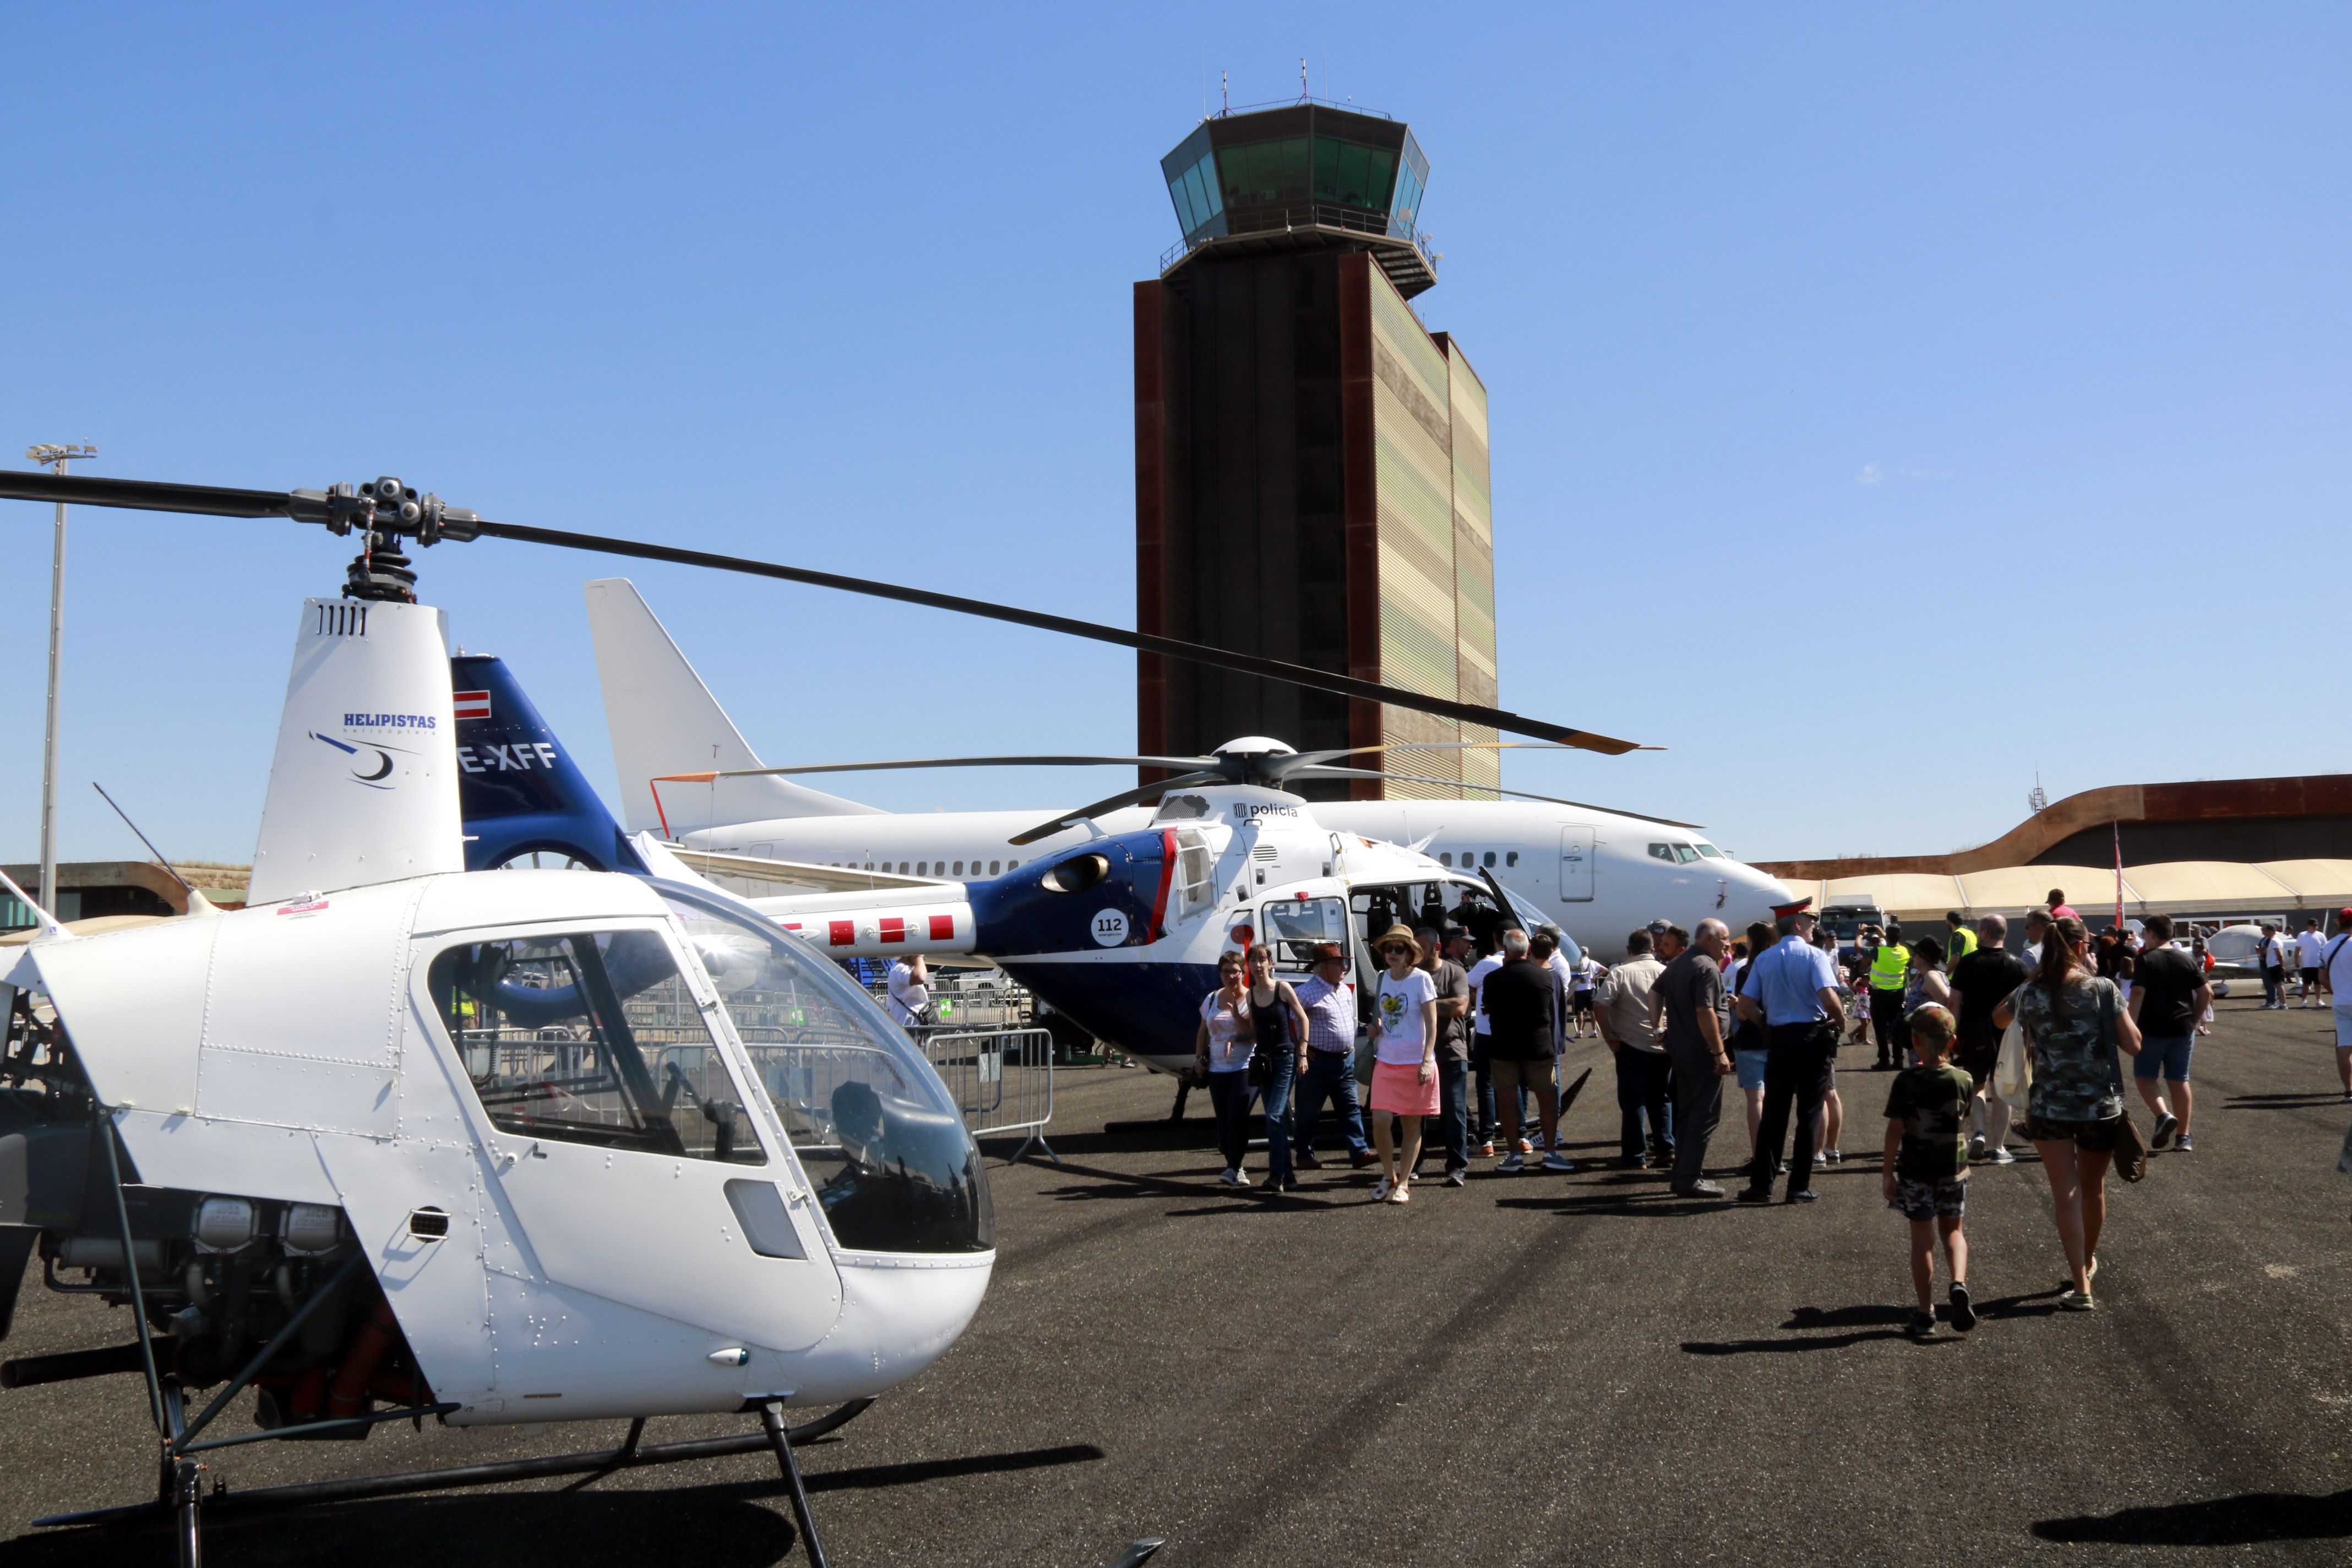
3, 4, 2345, 868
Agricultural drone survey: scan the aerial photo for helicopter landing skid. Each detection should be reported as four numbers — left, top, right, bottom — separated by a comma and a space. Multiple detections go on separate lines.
36, 1396, 875, 1562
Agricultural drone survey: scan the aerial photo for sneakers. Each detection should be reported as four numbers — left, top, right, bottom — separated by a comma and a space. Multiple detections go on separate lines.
1219, 1167, 1251, 1188
2150, 1112, 2179, 1151
1674, 1179, 1726, 1198
1542, 1152, 1576, 1172
1370, 1175, 1392, 1202
2059, 1290, 2097, 1311
2174, 1134, 2195, 1152
1906, 1311, 1938, 1340
1968, 1134, 1988, 1162
1516, 1138, 1534, 1156
1947, 1282, 1977, 1332
1985, 1146, 2017, 1165
1819, 1148, 1842, 1164
1445, 1167, 1468, 1186
1476, 1141, 1496, 1159
1499, 1152, 1527, 1172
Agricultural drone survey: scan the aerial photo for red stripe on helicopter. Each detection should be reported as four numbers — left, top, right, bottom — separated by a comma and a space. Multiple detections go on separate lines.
880, 917, 906, 944
929, 914, 955, 941
829, 920, 855, 947
1146, 829, 1178, 941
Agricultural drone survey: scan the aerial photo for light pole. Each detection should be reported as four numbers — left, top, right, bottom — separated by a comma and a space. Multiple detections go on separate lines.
24, 443, 95, 917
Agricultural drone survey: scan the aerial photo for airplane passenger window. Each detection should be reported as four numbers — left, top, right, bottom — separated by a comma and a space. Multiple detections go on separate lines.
659, 885, 992, 1255
917, 862, 927, 876
428, 931, 764, 1166
1439, 853, 1452, 867
989, 861, 1001, 874
1483, 852, 1496, 868
1506, 852, 1519, 867
900, 862, 910, 874
952, 861, 963, 875
1648, 843, 1675, 862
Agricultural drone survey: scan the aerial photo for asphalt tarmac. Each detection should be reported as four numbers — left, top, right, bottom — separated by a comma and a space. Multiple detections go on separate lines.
2, 993, 2349, 1566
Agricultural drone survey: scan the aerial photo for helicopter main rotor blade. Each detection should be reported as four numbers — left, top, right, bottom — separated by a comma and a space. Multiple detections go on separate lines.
1006, 771, 1227, 846
1271, 740, 1594, 774
0, 470, 1641, 754
655, 754, 1219, 783
1285, 766, 1707, 829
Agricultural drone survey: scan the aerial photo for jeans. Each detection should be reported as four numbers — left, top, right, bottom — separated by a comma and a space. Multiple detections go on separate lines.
1259, 1054, 1297, 1184
1206, 1070, 1255, 1173
1666, 1047, 1723, 1188
1435, 1056, 1471, 1172
1614, 1047, 1674, 1161
1294, 1050, 1368, 1156
1747, 1022, 1838, 1195
1472, 1037, 1496, 1140
2262, 966, 2284, 1006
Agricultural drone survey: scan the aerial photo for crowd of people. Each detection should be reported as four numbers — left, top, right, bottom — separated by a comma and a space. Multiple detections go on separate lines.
1184, 890, 2352, 1335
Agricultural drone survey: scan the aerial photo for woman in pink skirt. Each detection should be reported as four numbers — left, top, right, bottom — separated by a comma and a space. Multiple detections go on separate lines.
1368, 924, 1440, 1204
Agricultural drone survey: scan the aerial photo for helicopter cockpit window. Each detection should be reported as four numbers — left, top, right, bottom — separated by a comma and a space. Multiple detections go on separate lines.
428, 931, 764, 1165
1261, 896, 1348, 972
655, 883, 992, 1255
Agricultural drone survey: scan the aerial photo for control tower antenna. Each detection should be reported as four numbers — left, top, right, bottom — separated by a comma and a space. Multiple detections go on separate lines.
1299, 57, 1310, 101
24, 442, 96, 918
1220, 69, 1228, 116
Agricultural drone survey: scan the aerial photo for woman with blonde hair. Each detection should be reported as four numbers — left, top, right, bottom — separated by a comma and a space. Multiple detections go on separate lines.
1367, 925, 1440, 1204
1994, 914, 2143, 1309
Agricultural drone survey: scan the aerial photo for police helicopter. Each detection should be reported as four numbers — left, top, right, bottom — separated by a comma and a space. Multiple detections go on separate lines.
0, 466, 1636, 1566
443, 649, 1577, 1079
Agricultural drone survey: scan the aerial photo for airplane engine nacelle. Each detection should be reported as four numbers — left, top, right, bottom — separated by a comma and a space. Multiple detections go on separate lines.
970, 831, 1174, 955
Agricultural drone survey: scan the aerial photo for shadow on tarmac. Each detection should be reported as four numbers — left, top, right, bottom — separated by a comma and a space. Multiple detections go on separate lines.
0, 1444, 1106, 1568
2034, 1489, 2352, 1545
1678, 1287, 2068, 1355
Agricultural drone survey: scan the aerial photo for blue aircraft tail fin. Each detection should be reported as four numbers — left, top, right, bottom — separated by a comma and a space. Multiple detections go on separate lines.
452, 654, 647, 874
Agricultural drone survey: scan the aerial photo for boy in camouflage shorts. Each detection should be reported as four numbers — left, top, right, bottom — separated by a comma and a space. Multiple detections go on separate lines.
1882, 1003, 1978, 1338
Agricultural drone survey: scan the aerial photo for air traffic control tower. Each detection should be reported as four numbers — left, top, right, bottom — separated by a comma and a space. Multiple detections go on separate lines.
1134, 102, 1496, 802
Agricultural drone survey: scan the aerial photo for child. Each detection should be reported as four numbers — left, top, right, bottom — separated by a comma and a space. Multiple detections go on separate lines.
1882, 1003, 1977, 1338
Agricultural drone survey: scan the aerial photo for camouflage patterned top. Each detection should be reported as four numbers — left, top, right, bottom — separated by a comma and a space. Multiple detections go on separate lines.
2012, 973, 2124, 1124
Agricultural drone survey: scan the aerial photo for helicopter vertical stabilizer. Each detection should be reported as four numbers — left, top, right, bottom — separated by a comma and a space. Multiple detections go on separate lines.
247, 598, 464, 905
585, 577, 880, 834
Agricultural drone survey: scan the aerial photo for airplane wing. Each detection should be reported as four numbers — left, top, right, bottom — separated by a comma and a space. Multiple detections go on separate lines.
665, 848, 955, 896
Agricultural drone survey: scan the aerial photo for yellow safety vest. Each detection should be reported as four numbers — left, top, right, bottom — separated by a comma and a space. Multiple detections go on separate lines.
1947, 926, 1977, 962
1869, 943, 1910, 992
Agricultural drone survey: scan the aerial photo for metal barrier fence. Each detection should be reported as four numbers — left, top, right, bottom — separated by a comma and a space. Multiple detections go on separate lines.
910, 1026, 1058, 1166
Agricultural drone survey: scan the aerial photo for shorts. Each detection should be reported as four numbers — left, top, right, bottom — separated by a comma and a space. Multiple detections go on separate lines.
1734, 1048, 1769, 1091
1490, 1056, 1558, 1094
1955, 1037, 2000, 1085
1368, 1060, 1442, 1117
1572, 991, 1594, 1014
2022, 1113, 2124, 1152
2334, 1005, 2352, 1050
2302, 967, 2322, 987
2134, 1033, 2193, 1082
1889, 1175, 1968, 1222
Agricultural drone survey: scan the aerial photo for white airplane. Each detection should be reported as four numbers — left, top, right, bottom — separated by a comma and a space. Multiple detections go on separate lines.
585, 579, 1800, 960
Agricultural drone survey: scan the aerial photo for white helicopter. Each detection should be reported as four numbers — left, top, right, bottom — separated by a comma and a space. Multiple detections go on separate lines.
0, 466, 1631, 1565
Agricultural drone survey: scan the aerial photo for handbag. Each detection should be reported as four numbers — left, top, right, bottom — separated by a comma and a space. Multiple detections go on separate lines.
2102, 983, 2149, 1184
1991, 988, 2032, 1112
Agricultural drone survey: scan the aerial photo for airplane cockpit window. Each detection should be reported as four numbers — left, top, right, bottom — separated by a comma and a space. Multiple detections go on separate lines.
1673, 845, 1702, 864
1648, 843, 1675, 862
1696, 843, 1723, 859
1152, 793, 1212, 822
428, 931, 764, 1165
655, 883, 992, 1255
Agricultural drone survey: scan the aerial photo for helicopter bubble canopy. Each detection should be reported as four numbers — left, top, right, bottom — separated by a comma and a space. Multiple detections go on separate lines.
654, 880, 993, 1257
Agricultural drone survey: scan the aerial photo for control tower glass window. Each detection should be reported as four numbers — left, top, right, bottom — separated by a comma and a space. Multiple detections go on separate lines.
1217, 136, 1311, 208
1311, 137, 1397, 210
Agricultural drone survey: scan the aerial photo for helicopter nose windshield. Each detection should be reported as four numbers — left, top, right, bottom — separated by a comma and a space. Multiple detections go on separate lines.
657, 885, 993, 1256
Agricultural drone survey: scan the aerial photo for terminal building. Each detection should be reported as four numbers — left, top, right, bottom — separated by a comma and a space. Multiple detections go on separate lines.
1134, 102, 1496, 801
